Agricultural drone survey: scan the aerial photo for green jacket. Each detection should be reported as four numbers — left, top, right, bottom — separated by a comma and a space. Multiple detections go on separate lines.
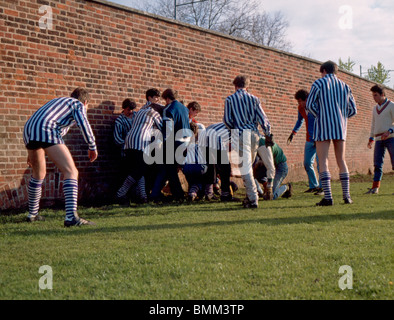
258, 137, 287, 165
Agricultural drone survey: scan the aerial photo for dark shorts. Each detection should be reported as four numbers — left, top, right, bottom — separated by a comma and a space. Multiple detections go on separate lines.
26, 140, 57, 150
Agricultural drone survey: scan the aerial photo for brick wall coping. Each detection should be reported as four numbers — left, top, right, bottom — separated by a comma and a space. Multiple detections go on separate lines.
87, 0, 392, 91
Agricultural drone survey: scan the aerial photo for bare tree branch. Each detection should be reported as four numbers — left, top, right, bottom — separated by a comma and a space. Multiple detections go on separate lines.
136, 0, 292, 51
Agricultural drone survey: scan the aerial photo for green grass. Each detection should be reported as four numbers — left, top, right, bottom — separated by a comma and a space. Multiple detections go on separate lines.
1, 174, 393, 300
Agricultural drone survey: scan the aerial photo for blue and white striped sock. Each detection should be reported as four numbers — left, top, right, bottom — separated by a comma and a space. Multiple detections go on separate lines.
319, 171, 332, 200
340, 172, 350, 200
189, 184, 199, 197
63, 179, 78, 221
116, 175, 136, 198
136, 176, 147, 199
27, 177, 44, 218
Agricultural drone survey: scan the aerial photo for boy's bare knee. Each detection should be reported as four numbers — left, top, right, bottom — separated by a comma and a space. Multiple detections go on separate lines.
64, 168, 78, 180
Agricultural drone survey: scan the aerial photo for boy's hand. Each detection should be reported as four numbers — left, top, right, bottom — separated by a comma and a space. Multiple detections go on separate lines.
89, 150, 98, 162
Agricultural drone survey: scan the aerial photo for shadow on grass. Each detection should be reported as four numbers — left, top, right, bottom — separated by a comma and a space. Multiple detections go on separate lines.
6, 210, 393, 237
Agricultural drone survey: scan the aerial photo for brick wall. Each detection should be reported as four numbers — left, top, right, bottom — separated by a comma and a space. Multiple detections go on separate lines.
1, 0, 393, 210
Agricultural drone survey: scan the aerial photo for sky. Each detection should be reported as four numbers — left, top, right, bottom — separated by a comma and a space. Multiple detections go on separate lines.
106, 0, 394, 88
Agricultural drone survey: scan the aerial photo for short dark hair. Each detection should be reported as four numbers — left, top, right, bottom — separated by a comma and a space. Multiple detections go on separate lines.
146, 88, 161, 101
187, 101, 201, 112
370, 84, 385, 96
71, 87, 90, 103
161, 88, 178, 101
122, 98, 137, 110
233, 75, 250, 88
294, 89, 309, 101
320, 61, 338, 74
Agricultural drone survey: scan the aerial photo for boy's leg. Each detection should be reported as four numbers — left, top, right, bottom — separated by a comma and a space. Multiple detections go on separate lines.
117, 150, 145, 200
333, 140, 351, 201
374, 140, 385, 183
304, 141, 319, 189
135, 177, 147, 202
239, 131, 259, 206
45, 145, 93, 224
386, 138, 394, 169
150, 164, 168, 201
26, 148, 46, 220
117, 175, 136, 198
272, 162, 288, 199
316, 141, 333, 203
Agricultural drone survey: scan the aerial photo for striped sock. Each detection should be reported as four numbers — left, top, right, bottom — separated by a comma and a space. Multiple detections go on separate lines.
27, 177, 44, 218
189, 184, 199, 196
340, 172, 350, 200
63, 179, 78, 221
205, 184, 214, 197
319, 171, 332, 200
136, 176, 147, 199
116, 175, 136, 198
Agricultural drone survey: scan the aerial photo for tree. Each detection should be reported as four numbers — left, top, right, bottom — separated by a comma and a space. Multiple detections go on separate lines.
136, 0, 292, 51
365, 61, 391, 85
247, 11, 291, 51
338, 57, 355, 72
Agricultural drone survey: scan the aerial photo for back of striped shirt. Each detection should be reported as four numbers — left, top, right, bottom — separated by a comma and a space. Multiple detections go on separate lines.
185, 142, 206, 165
124, 107, 162, 152
113, 113, 133, 146
306, 74, 357, 141
198, 122, 231, 151
23, 97, 96, 150
223, 89, 271, 135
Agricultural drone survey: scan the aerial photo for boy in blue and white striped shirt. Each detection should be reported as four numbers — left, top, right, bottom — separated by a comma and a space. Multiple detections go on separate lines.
23, 87, 98, 226
306, 61, 357, 206
116, 103, 163, 203
113, 98, 136, 155
224, 75, 271, 209
113, 98, 136, 189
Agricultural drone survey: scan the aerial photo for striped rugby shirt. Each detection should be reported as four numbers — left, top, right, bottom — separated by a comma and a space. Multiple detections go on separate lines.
184, 142, 206, 165
113, 113, 133, 147
306, 74, 357, 141
23, 97, 96, 150
124, 106, 162, 153
223, 89, 271, 135
198, 122, 231, 151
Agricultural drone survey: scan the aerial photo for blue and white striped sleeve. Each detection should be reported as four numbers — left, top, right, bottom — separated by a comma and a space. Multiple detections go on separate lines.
347, 87, 357, 118
223, 97, 234, 129
72, 101, 97, 151
113, 117, 125, 146
255, 98, 271, 135
152, 110, 163, 132
306, 82, 320, 118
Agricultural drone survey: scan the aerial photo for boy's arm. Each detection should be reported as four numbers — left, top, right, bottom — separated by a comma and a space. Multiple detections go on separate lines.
72, 101, 97, 151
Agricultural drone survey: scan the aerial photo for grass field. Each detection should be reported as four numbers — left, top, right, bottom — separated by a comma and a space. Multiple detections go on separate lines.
0, 174, 393, 300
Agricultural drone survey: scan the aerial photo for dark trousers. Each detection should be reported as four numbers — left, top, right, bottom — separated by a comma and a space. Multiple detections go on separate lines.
125, 149, 148, 181
150, 141, 187, 200
208, 147, 231, 193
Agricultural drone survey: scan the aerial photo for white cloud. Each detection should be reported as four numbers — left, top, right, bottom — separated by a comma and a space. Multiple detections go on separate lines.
258, 0, 394, 86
